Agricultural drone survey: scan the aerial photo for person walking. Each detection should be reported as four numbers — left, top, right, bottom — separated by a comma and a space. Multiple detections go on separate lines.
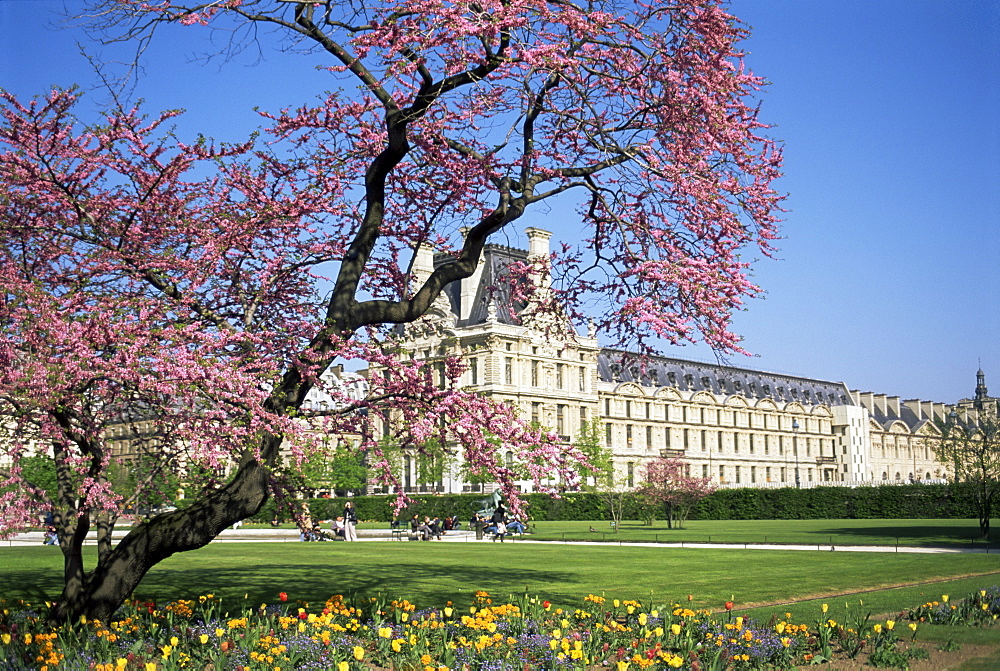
343, 501, 359, 542
491, 504, 507, 542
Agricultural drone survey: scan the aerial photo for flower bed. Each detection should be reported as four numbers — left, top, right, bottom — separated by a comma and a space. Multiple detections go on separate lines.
1, 587, 998, 670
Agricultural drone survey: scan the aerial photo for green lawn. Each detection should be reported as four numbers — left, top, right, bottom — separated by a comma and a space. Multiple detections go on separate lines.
3, 539, 998, 620
526, 518, 998, 547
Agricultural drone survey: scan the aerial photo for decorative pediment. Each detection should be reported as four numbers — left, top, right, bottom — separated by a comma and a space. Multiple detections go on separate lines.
754, 398, 779, 411
654, 387, 683, 401
614, 382, 646, 396
691, 391, 717, 405
405, 308, 457, 341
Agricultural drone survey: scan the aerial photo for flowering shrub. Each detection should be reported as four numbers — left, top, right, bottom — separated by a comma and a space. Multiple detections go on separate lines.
906, 586, 1000, 627
0, 589, 993, 670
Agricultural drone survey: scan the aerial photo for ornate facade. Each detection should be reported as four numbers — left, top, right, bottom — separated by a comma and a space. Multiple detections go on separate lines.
386, 227, 988, 494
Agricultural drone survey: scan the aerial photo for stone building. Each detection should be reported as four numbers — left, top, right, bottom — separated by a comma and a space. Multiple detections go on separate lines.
383, 226, 981, 494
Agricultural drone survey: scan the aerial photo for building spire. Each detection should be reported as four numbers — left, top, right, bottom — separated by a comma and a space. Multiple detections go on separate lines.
974, 365, 988, 410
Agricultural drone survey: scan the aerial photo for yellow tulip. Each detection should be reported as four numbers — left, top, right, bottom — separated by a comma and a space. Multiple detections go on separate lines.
200, 634, 209, 644
1, 634, 10, 645
873, 624, 882, 633
337, 663, 349, 671
885, 620, 895, 630
638, 613, 648, 626
822, 603, 829, 613
908, 623, 918, 632
145, 664, 157, 671
378, 627, 392, 638
942, 595, 949, 603
670, 624, 682, 636
352, 645, 365, 660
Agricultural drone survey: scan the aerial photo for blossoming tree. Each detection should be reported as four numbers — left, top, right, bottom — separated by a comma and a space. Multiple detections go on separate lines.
636, 457, 716, 528
0, 0, 782, 621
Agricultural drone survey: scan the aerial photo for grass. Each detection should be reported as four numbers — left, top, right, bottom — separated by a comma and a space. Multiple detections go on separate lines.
526, 518, 998, 548
2, 537, 999, 617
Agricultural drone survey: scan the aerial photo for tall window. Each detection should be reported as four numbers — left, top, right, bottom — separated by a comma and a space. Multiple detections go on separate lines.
719, 465, 725, 482
531, 402, 540, 425
646, 426, 653, 450
504, 357, 513, 384
531, 360, 539, 386
470, 357, 478, 385
556, 363, 564, 389
579, 406, 587, 428
579, 367, 586, 391
557, 405, 566, 435
702, 464, 709, 478
627, 462, 635, 488
605, 423, 612, 446
626, 424, 633, 447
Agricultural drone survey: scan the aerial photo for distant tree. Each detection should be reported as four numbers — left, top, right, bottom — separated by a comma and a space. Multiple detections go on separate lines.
299, 441, 368, 496
574, 420, 630, 532
1, 0, 782, 622
636, 457, 715, 529
934, 412, 999, 539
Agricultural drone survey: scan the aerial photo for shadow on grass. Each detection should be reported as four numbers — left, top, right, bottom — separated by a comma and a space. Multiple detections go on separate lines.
807, 525, 993, 544
0, 559, 581, 611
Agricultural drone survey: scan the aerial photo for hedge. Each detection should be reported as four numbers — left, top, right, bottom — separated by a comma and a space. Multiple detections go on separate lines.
248, 483, 983, 524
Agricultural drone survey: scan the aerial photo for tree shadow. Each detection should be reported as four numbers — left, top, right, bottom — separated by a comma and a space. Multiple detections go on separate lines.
0, 557, 582, 610
804, 524, 991, 544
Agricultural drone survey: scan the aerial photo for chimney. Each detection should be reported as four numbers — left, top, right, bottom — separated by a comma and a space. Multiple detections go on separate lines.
525, 227, 552, 258
903, 399, 922, 420
411, 242, 435, 288
458, 228, 486, 322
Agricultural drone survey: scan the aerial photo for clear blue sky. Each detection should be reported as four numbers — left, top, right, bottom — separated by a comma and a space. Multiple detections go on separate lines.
1, 0, 997, 404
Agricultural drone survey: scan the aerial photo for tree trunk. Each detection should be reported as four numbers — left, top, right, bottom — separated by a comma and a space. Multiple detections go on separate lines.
47, 457, 273, 624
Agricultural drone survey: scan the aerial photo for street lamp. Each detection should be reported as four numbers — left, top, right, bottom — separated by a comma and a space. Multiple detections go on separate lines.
792, 419, 800, 488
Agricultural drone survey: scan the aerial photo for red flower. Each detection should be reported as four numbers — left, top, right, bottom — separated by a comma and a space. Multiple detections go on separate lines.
298, 611, 308, 620
279, 592, 288, 602
542, 600, 551, 610
725, 601, 734, 611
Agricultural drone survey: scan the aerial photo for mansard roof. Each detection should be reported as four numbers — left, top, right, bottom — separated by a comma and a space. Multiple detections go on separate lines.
866, 402, 933, 433
437, 243, 528, 327
597, 350, 854, 407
